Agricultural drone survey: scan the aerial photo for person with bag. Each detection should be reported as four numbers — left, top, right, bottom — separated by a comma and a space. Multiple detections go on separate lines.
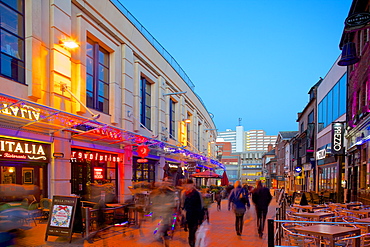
182, 179, 204, 247
228, 180, 250, 236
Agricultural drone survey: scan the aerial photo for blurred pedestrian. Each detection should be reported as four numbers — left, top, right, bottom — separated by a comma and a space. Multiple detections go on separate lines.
215, 192, 222, 211
150, 182, 177, 246
228, 180, 250, 236
252, 180, 272, 238
201, 188, 212, 223
182, 179, 203, 247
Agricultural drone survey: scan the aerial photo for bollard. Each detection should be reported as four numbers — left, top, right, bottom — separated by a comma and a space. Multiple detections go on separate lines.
267, 218, 274, 247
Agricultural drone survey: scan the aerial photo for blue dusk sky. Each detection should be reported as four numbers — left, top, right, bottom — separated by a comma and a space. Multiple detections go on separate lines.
121, 0, 352, 135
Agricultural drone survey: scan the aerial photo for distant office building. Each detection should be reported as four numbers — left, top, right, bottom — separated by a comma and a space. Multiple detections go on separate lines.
217, 128, 276, 153
245, 130, 277, 151
218, 126, 245, 153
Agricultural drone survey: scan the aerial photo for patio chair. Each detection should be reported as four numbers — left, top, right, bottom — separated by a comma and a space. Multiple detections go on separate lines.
331, 232, 370, 247
311, 192, 320, 204
39, 198, 52, 221
281, 222, 320, 247
27, 200, 40, 226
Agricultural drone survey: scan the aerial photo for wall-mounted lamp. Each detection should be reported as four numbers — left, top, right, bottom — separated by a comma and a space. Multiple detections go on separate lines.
205, 128, 218, 132
183, 119, 191, 124
53, 152, 65, 158
163, 91, 187, 96
60, 38, 79, 49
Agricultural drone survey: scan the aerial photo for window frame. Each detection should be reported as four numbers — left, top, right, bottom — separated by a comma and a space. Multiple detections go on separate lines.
0, 0, 25, 84
86, 38, 110, 114
140, 77, 151, 130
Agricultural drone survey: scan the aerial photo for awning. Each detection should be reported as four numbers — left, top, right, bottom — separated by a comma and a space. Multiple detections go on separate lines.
0, 93, 224, 169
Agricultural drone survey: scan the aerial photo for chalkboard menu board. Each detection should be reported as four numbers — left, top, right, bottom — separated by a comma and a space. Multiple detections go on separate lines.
45, 195, 80, 243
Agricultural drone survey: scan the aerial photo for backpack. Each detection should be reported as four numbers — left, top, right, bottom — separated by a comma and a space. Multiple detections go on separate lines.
238, 190, 248, 204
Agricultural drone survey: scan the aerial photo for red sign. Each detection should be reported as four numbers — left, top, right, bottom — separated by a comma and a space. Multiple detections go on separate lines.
93, 167, 105, 180
137, 159, 148, 163
137, 145, 149, 158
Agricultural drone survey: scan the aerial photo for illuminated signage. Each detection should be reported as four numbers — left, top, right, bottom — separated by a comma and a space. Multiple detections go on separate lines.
316, 149, 326, 160
1, 103, 41, 121
137, 145, 149, 158
71, 150, 120, 162
345, 12, 370, 27
0, 138, 49, 161
93, 168, 105, 180
332, 123, 344, 155
295, 166, 302, 173
137, 159, 148, 163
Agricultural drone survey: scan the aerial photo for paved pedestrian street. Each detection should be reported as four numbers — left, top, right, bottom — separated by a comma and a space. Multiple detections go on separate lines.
13, 198, 278, 247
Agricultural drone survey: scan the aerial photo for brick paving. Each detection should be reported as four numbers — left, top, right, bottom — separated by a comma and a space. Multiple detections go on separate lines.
13, 197, 278, 247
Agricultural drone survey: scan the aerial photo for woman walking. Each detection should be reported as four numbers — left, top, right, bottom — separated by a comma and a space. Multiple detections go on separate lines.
228, 180, 250, 236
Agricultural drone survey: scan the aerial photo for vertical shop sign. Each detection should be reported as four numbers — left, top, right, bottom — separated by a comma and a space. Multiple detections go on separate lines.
332, 123, 344, 155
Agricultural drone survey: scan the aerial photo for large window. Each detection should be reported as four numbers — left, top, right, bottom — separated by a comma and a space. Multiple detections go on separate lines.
0, 0, 24, 83
169, 98, 176, 138
140, 77, 151, 130
86, 38, 109, 114
132, 158, 155, 182
318, 73, 347, 132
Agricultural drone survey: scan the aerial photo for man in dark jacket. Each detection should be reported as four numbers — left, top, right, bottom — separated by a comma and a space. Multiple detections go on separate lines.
182, 179, 203, 247
252, 180, 272, 238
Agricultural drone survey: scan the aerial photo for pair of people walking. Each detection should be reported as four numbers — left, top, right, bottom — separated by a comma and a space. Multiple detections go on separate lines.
228, 180, 272, 238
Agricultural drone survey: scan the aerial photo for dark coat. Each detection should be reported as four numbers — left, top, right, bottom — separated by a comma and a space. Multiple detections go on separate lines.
252, 186, 272, 211
183, 189, 203, 225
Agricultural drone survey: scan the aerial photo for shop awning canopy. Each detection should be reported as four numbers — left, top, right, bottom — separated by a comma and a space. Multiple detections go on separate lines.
0, 93, 224, 170
190, 170, 222, 178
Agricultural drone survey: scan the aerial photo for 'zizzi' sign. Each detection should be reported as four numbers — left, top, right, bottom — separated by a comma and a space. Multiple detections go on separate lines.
332, 122, 344, 155
0, 138, 49, 161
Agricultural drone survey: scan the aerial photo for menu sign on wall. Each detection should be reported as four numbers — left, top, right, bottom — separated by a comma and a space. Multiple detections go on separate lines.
0, 137, 50, 162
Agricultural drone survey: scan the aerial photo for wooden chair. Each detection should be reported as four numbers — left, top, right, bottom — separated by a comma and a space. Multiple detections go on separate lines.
331, 232, 370, 247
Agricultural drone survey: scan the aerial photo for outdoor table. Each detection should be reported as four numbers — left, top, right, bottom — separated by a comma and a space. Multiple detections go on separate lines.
337, 203, 363, 209
355, 217, 370, 233
346, 209, 370, 218
106, 203, 123, 208
293, 205, 329, 212
293, 212, 335, 221
295, 224, 361, 247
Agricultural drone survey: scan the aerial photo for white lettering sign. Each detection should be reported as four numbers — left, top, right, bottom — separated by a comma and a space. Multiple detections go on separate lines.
333, 126, 343, 152
316, 149, 326, 160
1, 104, 40, 121
0, 140, 45, 155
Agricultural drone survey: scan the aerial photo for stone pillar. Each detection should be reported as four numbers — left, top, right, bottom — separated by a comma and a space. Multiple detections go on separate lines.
50, 131, 71, 197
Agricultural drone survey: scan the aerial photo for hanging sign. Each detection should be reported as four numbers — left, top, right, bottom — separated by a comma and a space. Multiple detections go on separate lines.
137, 145, 149, 158
345, 12, 370, 27
332, 122, 344, 155
45, 195, 81, 243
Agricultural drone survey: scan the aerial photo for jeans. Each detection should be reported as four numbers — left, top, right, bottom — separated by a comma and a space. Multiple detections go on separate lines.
256, 208, 268, 234
235, 212, 244, 234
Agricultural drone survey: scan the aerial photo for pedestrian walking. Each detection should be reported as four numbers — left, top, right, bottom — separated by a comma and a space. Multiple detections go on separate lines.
252, 180, 272, 238
182, 179, 204, 247
201, 188, 212, 223
228, 180, 250, 236
215, 192, 222, 211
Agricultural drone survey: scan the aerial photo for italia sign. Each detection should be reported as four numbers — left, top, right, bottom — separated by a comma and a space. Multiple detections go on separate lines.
332, 123, 344, 155
0, 138, 49, 161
